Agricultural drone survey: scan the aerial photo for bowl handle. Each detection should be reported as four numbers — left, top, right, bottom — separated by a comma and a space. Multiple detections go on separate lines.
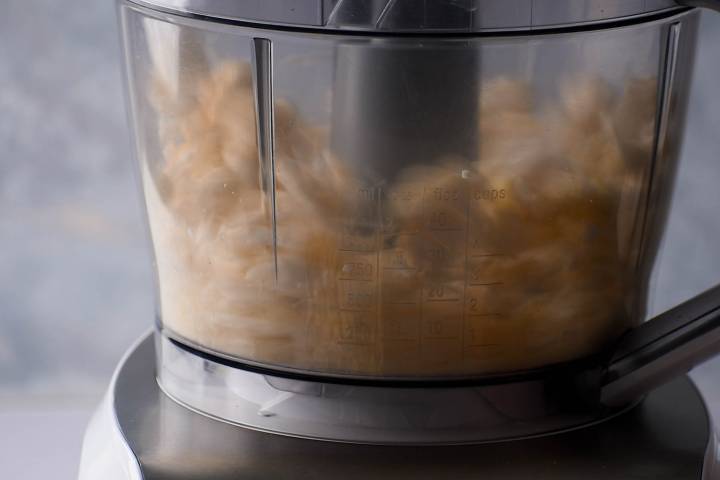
601, 284, 720, 406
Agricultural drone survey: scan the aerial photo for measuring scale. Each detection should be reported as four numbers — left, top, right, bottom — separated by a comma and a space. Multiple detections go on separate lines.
333, 186, 507, 372
81, 0, 720, 477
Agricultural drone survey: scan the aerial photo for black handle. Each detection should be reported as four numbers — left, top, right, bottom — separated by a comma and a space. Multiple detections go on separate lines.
601, 284, 720, 406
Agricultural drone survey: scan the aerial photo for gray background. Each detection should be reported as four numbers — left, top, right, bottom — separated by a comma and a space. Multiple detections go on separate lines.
1, 2, 719, 479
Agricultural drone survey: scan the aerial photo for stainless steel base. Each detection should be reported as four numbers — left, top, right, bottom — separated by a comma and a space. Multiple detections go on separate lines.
81, 332, 720, 479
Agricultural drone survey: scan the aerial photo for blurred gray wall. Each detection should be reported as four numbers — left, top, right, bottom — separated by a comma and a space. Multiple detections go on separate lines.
0, 0, 153, 400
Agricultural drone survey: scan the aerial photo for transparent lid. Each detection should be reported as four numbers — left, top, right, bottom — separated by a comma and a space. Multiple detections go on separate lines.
128, 0, 683, 33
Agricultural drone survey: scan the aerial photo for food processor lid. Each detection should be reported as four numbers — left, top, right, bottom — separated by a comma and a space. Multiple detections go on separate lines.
128, 0, 686, 32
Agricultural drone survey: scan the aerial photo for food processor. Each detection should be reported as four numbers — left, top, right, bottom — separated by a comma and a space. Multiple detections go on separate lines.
80, 0, 720, 478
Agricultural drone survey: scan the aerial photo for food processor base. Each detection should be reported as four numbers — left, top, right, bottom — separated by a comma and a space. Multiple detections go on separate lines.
79, 332, 720, 480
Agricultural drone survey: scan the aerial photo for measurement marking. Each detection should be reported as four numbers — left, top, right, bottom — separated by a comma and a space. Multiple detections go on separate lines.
337, 341, 372, 347
461, 180, 471, 363
382, 230, 420, 235
376, 186, 382, 367
425, 298, 461, 303
381, 337, 418, 343
338, 278, 375, 284
338, 248, 374, 253
468, 282, 504, 287
382, 331, 418, 342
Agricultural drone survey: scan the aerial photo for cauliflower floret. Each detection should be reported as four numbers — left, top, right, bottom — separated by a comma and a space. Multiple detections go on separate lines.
143, 60, 656, 377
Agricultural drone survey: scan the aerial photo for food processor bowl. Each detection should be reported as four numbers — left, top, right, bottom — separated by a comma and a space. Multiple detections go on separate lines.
117, 0, 720, 444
